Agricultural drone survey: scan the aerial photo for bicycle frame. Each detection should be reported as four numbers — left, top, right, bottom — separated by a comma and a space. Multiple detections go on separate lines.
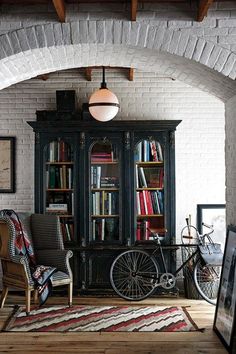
150, 238, 200, 282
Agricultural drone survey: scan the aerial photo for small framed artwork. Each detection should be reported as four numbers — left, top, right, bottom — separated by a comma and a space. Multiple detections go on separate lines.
0, 137, 15, 193
197, 204, 226, 250
214, 224, 236, 352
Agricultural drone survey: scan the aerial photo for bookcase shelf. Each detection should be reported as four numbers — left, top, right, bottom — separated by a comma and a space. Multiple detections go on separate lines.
136, 162, 164, 166
46, 161, 74, 165
136, 187, 163, 191
91, 162, 118, 165
29, 116, 180, 294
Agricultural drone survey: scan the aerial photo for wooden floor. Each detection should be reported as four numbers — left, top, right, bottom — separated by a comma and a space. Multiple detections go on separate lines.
0, 294, 227, 354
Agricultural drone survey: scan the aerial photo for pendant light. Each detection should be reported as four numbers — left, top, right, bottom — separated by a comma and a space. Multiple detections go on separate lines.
88, 67, 120, 122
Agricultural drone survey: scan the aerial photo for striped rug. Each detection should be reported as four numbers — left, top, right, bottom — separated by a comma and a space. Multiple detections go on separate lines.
4, 305, 199, 332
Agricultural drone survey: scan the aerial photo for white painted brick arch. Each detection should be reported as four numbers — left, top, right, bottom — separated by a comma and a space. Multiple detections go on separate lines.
1, 20, 236, 100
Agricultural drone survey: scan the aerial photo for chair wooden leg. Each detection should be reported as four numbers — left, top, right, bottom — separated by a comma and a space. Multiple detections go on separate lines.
68, 282, 73, 307
33, 289, 38, 305
0, 286, 8, 309
25, 289, 31, 315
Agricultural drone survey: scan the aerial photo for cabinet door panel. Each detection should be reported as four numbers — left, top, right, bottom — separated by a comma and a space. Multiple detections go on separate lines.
36, 134, 78, 246
131, 132, 172, 245
85, 251, 121, 290
86, 133, 126, 245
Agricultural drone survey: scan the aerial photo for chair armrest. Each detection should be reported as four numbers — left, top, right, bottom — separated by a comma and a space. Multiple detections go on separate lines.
36, 249, 73, 276
7, 255, 34, 286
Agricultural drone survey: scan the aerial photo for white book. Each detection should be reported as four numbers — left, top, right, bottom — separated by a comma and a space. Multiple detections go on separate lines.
101, 218, 105, 241
68, 168, 72, 189
108, 193, 112, 215
49, 203, 68, 211
136, 192, 141, 215
142, 191, 148, 215
96, 166, 101, 188
139, 167, 147, 188
156, 141, 163, 161
95, 191, 100, 215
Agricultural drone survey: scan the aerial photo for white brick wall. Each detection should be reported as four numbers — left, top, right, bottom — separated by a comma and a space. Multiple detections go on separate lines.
0, 69, 225, 238
225, 94, 236, 226
0, 2, 236, 52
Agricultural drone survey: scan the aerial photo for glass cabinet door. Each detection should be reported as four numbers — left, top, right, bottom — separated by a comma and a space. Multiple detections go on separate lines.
45, 139, 74, 243
89, 139, 120, 243
134, 139, 165, 241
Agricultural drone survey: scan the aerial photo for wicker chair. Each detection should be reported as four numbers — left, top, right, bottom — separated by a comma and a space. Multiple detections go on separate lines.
0, 213, 73, 313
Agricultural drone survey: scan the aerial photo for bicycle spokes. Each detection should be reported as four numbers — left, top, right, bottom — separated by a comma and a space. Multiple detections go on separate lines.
110, 250, 159, 300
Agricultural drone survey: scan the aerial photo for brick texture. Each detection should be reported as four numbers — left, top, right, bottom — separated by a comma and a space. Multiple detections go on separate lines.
0, 69, 225, 238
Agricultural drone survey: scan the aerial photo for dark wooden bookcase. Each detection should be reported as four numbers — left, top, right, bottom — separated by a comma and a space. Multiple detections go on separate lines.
28, 113, 181, 293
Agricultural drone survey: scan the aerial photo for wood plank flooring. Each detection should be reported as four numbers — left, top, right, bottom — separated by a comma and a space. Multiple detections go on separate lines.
0, 294, 227, 354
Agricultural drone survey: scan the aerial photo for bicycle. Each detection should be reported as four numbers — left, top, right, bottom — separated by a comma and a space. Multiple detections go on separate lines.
110, 222, 223, 305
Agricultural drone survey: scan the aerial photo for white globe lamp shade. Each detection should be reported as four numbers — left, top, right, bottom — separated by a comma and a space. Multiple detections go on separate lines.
88, 88, 120, 122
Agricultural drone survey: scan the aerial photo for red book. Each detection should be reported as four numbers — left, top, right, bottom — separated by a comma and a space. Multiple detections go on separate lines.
144, 190, 154, 215
139, 192, 146, 215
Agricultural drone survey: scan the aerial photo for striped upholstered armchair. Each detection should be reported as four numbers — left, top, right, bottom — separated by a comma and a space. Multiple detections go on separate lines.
0, 213, 73, 313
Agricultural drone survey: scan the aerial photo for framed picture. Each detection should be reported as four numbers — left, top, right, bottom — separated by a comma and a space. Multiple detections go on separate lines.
197, 204, 226, 250
214, 224, 236, 352
0, 137, 15, 193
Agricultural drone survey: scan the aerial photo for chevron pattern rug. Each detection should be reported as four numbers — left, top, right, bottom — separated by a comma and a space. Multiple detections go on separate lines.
4, 305, 199, 332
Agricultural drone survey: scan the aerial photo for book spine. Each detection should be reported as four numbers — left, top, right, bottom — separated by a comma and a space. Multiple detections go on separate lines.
136, 192, 141, 215
142, 190, 148, 215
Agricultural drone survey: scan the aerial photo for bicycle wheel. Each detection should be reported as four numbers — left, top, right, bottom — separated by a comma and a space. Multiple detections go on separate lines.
193, 258, 222, 305
110, 250, 159, 301
181, 225, 200, 245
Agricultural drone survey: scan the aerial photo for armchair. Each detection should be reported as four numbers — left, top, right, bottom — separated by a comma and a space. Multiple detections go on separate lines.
0, 213, 73, 313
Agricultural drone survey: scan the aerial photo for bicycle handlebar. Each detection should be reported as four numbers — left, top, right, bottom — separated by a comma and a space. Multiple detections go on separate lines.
202, 222, 213, 229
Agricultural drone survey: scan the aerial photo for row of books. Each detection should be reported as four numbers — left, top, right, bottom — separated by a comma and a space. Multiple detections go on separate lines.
136, 221, 165, 241
91, 144, 118, 162
46, 165, 73, 189
47, 140, 73, 162
91, 166, 119, 188
136, 190, 164, 215
134, 140, 163, 162
92, 218, 119, 241
136, 221, 151, 240
60, 219, 74, 242
136, 166, 164, 188
92, 191, 119, 215
46, 192, 74, 215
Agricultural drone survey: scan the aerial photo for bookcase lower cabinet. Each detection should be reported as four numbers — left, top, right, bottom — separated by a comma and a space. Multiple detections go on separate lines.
29, 115, 181, 294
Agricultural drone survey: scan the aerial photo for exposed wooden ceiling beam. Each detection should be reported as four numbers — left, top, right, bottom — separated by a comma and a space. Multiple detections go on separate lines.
36, 74, 49, 81
197, 0, 214, 22
85, 68, 92, 81
52, 0, 66, 22
128, 68, 134, 81
131, 0, 138, 21
84, 67, 135, 81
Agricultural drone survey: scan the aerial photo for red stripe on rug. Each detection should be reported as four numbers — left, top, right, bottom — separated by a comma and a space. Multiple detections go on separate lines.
14, 305, 88, 326
35, 306, 129, 331
162, 320, 187, 332
104, 307, 178, 331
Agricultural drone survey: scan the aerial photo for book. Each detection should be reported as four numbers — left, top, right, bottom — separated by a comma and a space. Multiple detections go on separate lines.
144, 190, 154, 214
150, 141, 158, 161
49, 203, 68, 211
156, 141, 163, 161
139, 167, 147, 188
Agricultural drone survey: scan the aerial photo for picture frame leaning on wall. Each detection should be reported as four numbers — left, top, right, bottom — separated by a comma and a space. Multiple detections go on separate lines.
0, 137, 15, 193
197, 204, 226, 251
214, 224, 236, 353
